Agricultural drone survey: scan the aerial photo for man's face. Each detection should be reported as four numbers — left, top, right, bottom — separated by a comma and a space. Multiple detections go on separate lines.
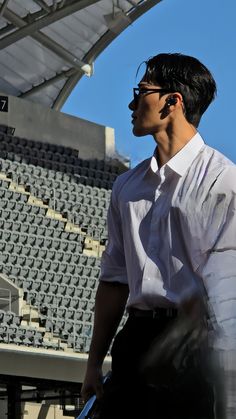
129, 80, 169, 137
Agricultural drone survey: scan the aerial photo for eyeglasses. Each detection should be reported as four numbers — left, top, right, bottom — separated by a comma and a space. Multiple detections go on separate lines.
133, 87, 171, 106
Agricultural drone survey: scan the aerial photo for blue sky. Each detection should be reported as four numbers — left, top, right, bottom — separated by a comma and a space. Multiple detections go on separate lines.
62, 0, 236, 168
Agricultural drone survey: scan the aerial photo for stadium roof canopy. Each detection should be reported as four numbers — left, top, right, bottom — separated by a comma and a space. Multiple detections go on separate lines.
0, 0, 161, 110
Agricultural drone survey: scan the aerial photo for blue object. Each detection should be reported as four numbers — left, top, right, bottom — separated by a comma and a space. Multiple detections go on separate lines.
77, 371, 112, 419
77, 394, 97, 419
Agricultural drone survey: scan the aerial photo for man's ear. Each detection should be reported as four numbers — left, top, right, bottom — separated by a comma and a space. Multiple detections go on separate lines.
159, 93, 184, 119
166, 96, 178, 107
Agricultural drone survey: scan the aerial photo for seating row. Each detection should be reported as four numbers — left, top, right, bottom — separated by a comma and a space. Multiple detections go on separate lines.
45, 318, 92, 337
0, 133, 119, 173
26, 291, 95, 312
0, 150, 115, 189
0, 235, 83, 257
0, 209, 65, 228
0, 310, 21, 326
0, 158, 112, 199
0, 323, 63, 350
22, 279, 97, 296
0, 211, 105, 243
9, 273, 98, 290
0, 221, 83, 240
0, 131, 78, 157
0, 198, 108, 232
0, 244, 99, 265
2, 258, 95, 275
0, 132, 121, 173
42, 306, 93, 324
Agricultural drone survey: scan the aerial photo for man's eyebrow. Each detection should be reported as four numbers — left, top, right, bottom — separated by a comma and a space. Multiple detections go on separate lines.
138, 82, 148, 87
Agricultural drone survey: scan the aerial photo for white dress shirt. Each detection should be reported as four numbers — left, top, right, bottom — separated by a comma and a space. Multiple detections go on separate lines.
100, 132, 236, 352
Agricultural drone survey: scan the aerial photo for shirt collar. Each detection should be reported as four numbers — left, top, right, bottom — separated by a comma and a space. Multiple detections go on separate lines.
148, 132, 205, 178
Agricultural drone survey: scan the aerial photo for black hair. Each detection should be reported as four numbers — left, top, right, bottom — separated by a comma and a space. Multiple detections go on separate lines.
142, 53, 217, 127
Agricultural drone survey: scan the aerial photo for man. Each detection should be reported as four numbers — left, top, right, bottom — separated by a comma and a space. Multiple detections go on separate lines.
81, 53, 236, 418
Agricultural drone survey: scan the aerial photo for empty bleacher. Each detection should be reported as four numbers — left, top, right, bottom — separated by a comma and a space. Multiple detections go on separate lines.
0, 127, 128, 356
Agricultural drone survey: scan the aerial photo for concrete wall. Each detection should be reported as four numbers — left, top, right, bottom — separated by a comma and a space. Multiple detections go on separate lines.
0, 94, 116, 160
0, 345, 111, 383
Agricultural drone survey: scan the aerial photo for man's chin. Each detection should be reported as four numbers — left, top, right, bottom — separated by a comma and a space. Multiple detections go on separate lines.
132, 127, 147, 137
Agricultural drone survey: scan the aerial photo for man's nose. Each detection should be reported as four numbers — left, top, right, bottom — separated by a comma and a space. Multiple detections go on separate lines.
128, 99, 135, 110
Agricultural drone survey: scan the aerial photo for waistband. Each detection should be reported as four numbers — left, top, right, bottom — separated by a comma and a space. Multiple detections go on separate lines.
129, 307, 178, 319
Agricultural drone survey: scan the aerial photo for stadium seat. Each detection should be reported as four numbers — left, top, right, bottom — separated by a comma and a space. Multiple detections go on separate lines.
25, 257, 34, 268
0, 310, 5, 322
61, 296, 71, 308
58, 263, 67, 273
0, 253, 8, 263
63, 274, 71, 285
29, 269, 38, 280
6, 325, 17, 344
22, 279, 33, 291
54, 273, 63, 284
65, 308, 75, 320
14, 328, 27, 346
21, 246, 31, 256
33, 331, 44, 347
23, 328, 36, 346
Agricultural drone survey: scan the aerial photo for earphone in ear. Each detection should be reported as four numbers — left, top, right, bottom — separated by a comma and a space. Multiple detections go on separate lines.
166, 97, 177, 106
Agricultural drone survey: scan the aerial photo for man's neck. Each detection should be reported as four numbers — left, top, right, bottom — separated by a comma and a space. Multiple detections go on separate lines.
153, 122, 197, 168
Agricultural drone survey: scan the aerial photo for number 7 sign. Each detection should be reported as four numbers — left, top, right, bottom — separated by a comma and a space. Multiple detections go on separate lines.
0, 96, 8, 112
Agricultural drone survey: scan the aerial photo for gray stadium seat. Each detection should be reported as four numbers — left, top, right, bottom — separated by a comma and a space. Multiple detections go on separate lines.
21, 246, 31, 256
66, 264, 75, 274
65, 308, 75, 320
34, 331, 43, 347
54, 273, 63, 283
7, 325, 17, 344
25, 257, 34, 268
57, 306, 66, 319
58, 285, 67, 295
23, 328, 35, 346
62, 274, 71, 285
61, 296, 71, 307
0, 253, 8, 263
23, 279, 32, 291
34, 259, 43, 269
74, 287, 83, 298
14, 328, 25, 345
0, 310, 5, 322
29, 269, 38, 280
19, 267, 29, 278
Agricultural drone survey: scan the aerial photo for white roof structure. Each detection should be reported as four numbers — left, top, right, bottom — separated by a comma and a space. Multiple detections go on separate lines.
0, 0, 162, 110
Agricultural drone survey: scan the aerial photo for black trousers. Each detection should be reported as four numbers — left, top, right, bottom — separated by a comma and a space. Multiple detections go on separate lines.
98, 314, 215, 419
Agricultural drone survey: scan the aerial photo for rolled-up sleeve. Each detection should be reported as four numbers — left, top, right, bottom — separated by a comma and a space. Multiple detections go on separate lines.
100, 180, 128, 284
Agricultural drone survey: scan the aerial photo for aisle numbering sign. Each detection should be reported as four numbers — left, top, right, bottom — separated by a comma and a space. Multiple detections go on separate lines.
0, 96, 8, 112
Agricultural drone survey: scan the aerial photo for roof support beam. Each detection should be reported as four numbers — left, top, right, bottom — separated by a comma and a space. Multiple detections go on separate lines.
55, 0, 162, 110
0, 0, 100, 49
126, 0, 138, 6
0, 7, 47, 37
59, 0, 67, 7
33, 0, 51, 13
53, 70, 84, 110
0, 6, 93, 76
19, 68, 77, 99
0, 0, 10, 17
